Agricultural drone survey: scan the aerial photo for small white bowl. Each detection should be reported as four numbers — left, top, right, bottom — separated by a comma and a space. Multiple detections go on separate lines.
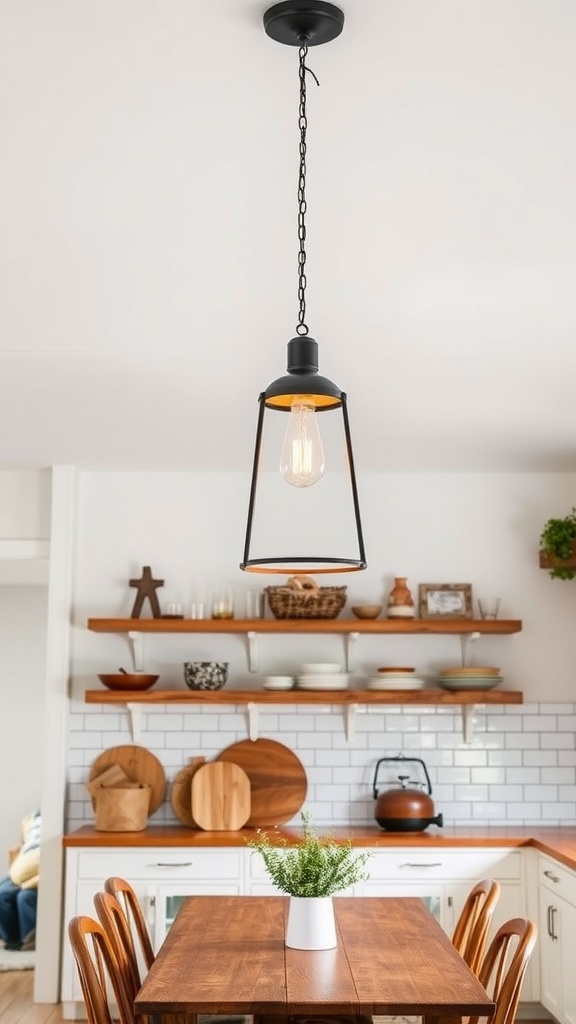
263, 675, 294, 690
299, 662, 342, 675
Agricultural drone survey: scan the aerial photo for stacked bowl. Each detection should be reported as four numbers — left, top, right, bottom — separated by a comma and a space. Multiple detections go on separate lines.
366, 667, 425, 691
436, 666, 503, 691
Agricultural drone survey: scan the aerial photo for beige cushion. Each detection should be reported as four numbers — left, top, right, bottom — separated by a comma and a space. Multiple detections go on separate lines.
9, 845, 40, 887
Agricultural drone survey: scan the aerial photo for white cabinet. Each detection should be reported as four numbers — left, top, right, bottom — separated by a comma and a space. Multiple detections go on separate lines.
356, 847, 532, 1000
62, 847, 244, 1019
538, 853, 576, 1024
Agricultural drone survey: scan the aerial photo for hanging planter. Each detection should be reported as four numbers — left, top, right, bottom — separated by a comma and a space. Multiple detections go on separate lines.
539, 508, 576, 579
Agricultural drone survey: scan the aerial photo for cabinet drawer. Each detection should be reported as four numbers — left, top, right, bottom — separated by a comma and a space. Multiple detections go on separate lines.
539, 854, 576, 908
76, 849, 244, 881
367, 849, 522, 881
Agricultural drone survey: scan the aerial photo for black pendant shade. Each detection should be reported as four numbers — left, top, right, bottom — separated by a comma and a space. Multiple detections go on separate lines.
240, 338, 366, 574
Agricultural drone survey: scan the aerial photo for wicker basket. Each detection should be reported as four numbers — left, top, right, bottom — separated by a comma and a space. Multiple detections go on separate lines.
265, 579, 347, 620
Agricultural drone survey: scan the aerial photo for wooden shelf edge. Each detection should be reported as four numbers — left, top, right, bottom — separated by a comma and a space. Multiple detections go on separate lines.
87, 617, 522, 635
84, 688, 524, 706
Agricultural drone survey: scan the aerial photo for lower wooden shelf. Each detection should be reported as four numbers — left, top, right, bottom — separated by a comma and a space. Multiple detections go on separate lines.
84, 688, 523, 706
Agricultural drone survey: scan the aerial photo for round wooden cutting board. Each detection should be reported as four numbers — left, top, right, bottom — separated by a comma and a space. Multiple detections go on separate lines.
89, 745, 167, 814
191, 761, 251, 831
215, 737, 307, 826
171, 756, 206, 828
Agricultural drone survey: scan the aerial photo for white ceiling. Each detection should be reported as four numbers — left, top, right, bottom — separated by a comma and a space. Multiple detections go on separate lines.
1, 1, 575, 473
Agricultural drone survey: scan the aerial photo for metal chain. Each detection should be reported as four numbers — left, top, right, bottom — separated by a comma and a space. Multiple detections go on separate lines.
296, 46, 319, 337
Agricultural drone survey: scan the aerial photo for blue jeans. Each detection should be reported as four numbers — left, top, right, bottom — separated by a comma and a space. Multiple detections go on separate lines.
0, 876, 37, 947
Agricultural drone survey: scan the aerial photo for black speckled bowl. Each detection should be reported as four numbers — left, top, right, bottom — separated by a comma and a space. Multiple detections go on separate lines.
183, 661, 228, 690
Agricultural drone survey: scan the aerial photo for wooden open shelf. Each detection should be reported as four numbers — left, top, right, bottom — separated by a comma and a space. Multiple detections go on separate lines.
87, 617, 522, 635
85, 688, 523, 706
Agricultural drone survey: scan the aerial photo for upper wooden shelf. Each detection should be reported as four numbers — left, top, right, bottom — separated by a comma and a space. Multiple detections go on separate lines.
85, 688, 523, 706
87, 617, 522, 635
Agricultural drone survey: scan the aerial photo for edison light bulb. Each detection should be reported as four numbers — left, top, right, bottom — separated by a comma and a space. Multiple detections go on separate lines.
280, 400, 325, 487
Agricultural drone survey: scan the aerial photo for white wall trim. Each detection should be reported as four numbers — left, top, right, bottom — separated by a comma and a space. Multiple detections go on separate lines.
34, 466, 76, 1004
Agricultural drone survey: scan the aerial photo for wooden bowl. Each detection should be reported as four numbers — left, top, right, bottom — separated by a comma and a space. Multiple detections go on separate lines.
351, 605, 383, 620
98, 673, 159, 691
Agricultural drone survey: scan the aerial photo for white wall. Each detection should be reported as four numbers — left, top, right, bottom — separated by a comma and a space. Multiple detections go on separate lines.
0, 586, 48, 858
62, 469, 576, 832
70, 468, 576, 702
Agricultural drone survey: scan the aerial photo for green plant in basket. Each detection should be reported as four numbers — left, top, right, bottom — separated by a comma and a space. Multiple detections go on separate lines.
246, 810, 372, 897
540, 508, 576, 580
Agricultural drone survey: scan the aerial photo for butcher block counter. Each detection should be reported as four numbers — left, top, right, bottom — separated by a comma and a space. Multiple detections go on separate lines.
63, 823, 576, 871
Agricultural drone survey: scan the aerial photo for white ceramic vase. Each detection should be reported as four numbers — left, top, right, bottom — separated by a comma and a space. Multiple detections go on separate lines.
285, 896, 337, 950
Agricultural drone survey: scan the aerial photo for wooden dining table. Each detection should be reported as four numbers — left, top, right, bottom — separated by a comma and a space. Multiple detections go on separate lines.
134, 895, 496, 1023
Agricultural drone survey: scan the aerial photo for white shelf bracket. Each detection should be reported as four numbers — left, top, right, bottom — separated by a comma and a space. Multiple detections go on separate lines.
247, 702, 259, 741
345, 704, 358, 742
462, 705, 477, 744
246, 631, 258, 673
460, 631, 481, 667
128, 631, 145, 672
126, 703, 143, 744
346, 632, 360, 672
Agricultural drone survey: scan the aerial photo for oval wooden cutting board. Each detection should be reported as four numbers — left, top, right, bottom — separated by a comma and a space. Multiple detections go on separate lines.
171, 756, 206, 828
191, 762, 251, 831
215, 738, 307, 826
89, 745, 167, 814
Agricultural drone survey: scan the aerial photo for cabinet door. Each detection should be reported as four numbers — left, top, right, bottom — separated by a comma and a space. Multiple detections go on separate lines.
150, 880, 243, 950
539, 885, 565, 1023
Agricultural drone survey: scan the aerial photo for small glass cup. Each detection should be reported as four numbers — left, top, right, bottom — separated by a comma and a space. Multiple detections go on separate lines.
478, 598, 500, 620
211, 587, 234, 620
245, 589, 265, 619
189, 602, 205, 619
163, 600, 183, 618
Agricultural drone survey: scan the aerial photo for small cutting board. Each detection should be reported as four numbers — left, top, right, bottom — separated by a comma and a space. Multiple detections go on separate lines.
171, 756, 206, 828
191, 762, 251, 831
215, 738, 307, 826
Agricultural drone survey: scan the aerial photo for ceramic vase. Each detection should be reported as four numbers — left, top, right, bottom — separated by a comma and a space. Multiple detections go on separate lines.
387, 576, 415, 619
285, 896, 337, 949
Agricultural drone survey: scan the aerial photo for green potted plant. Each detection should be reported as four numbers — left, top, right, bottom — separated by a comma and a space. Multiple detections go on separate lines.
246, 810, 372, 949
540, 508, 576, 580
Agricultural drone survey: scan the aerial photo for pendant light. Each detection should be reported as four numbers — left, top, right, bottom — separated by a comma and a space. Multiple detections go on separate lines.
240, 0, 366, 575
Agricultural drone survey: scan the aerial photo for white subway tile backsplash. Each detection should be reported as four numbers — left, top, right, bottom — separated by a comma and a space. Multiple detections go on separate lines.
66, 701, 576, 828
523, 750, 557, 766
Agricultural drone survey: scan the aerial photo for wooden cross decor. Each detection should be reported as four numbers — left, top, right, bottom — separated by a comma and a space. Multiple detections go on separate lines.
129, 565, 164, 619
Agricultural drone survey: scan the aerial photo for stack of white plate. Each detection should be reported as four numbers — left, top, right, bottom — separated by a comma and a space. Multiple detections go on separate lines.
366, 673, 426, 691
297, 663, 349, 690
436, 666, 503, 691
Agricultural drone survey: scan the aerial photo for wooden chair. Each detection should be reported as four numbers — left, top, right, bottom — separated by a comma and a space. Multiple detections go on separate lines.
469, 917, 537, 1024
104, 875, 155, 977
94, 890, 142, 1005
451, 879, 501, 976
68, 915, 135, 1024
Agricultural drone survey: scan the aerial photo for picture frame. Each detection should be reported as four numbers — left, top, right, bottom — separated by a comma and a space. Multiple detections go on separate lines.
419, 583, 473, 620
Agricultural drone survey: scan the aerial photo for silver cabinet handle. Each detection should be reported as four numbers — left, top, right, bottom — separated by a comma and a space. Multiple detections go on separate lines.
399, 862, 443, 869
544, 869, 560, 883
152, 861, 194, 868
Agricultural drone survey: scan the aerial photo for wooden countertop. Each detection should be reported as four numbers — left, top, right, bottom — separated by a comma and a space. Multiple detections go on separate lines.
63, 824, 576, 871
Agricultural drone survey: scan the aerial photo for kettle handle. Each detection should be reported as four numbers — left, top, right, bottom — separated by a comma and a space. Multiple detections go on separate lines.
372, 755, 433, 798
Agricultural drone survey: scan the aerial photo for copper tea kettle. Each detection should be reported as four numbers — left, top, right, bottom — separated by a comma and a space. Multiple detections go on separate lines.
372, 754, 444, 832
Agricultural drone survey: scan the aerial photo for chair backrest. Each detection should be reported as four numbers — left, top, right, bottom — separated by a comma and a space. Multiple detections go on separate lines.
104, 876, 155, 973
452, 878, 501, 976
94, 890, 142, 1004
469, 917, 538, 1024
68, 915, 134, 1024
